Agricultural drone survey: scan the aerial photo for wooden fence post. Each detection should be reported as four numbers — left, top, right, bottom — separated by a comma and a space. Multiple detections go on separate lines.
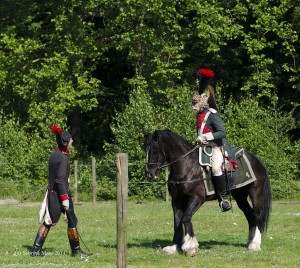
92, 157, 96, 205
116, 153, 128, 268
74, 160, 78, 203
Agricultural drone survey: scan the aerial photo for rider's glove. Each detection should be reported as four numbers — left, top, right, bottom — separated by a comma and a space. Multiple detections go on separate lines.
196, 136, 205, 144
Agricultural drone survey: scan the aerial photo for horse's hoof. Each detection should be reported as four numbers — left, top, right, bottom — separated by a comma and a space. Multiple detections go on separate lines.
163, 244, 178, 255
248, 227, 262, 252
248, 242, 261, 252
181, 234, 199, 255
185, 248, 197, 257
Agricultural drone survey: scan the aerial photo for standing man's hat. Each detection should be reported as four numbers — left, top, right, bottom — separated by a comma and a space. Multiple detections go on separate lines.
50, 125, 72, 148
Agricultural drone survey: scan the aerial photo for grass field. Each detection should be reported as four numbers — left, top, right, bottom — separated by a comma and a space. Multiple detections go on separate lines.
0, 200, 299, 268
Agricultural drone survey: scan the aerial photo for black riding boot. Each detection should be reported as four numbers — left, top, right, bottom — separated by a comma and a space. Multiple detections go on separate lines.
68, 228, 92, 257
31, 223, 51, 256
213, 174, 232, 212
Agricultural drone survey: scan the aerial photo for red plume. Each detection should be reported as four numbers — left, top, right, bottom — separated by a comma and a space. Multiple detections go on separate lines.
199, 68, 215, 78
50, 125, 63, 134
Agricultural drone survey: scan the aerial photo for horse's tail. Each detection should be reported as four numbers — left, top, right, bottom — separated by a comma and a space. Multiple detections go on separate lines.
260, 172, 272, 234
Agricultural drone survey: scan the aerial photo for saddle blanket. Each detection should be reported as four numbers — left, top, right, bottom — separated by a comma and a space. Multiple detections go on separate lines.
202, 148, 257, 196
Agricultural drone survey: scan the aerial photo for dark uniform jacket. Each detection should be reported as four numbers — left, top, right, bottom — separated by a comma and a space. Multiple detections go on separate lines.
197, 108, 226, 147
48, 150, 70, 197
47, 149, 71, 225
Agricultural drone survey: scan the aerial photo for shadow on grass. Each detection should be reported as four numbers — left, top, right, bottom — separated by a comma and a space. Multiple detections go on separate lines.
199, 240, 245, 249
97, 240, 169, 249
98, 239, 246, 250
22, 245, 69, 256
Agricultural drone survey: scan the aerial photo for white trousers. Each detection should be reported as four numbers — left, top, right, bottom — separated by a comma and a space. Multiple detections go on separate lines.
211, 147, 224, 176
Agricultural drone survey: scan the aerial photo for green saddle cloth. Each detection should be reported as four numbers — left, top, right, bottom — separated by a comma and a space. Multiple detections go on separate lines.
199, 146, 213, 166
200, 147, 257, 196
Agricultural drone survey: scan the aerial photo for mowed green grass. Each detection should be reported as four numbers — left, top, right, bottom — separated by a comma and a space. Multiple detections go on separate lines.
0, 200, 299, 268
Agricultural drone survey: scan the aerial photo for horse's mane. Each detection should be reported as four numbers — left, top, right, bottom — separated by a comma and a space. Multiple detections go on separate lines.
157, 129, 194, 150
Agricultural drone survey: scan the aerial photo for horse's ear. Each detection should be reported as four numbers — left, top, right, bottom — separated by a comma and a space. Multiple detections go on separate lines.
142, 128, 150, 140
152, 130, 158, 142
142, 128, 149, 139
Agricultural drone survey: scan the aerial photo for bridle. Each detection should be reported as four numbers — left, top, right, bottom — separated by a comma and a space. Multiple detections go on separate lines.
160, 144, 200, 169
146, 139, 207, 185
146, 142, 201, 170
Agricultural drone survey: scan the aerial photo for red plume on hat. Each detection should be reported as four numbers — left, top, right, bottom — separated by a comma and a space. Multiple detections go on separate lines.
50, 125, 63, 134
192, 67, 215, 93
199, 68, 215, 78
192, 67, 218, 111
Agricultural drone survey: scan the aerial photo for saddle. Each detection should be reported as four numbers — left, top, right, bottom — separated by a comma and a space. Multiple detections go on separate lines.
199, 144, 257, 196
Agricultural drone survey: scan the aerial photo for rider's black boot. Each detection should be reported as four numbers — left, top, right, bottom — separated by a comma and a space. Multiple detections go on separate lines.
213, 174, 232, 212
31, 223, 51, 256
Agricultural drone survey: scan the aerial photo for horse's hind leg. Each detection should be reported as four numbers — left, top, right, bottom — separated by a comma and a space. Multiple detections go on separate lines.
239, 152, 272, 251
233, 186, 262, 251
247, 181, 270, 251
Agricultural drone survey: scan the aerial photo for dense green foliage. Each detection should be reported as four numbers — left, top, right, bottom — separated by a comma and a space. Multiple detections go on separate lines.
0, 0, 300, 200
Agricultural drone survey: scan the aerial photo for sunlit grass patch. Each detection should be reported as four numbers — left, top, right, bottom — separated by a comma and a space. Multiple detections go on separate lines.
0, 201, 299, 267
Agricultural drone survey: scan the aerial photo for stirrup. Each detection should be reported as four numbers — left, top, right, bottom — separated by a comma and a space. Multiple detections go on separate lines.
220, 200, 231, 212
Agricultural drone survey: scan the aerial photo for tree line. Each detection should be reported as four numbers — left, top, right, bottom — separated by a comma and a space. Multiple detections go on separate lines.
0, 0, 299, 200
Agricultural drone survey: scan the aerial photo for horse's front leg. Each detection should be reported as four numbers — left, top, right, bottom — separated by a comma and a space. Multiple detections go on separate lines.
163, 198, 183, 255
181, 197, 203, 257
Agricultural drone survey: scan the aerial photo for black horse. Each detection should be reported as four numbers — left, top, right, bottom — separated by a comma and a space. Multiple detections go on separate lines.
144, 129, 272, 256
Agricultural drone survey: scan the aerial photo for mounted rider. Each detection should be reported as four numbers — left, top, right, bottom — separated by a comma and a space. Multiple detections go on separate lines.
191, 68, 231, 212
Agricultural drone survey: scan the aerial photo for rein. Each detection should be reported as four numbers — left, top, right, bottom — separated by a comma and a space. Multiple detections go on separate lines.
159, 144, 200, 169
146, 141, 207, 185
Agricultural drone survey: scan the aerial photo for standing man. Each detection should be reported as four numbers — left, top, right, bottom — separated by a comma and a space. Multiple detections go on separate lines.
31, 125, 90, 257
191, 68, 231, 212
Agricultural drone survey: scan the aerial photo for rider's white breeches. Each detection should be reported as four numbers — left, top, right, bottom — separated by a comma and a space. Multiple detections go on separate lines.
211, 147, 223, 176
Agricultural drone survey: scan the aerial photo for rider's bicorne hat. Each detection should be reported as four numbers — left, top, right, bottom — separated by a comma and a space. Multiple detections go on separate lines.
50, 125, 72, 148
192, 68, 218, 111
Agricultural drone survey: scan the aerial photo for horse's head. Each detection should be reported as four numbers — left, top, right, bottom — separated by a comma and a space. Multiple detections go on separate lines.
143, 130, 166, 179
